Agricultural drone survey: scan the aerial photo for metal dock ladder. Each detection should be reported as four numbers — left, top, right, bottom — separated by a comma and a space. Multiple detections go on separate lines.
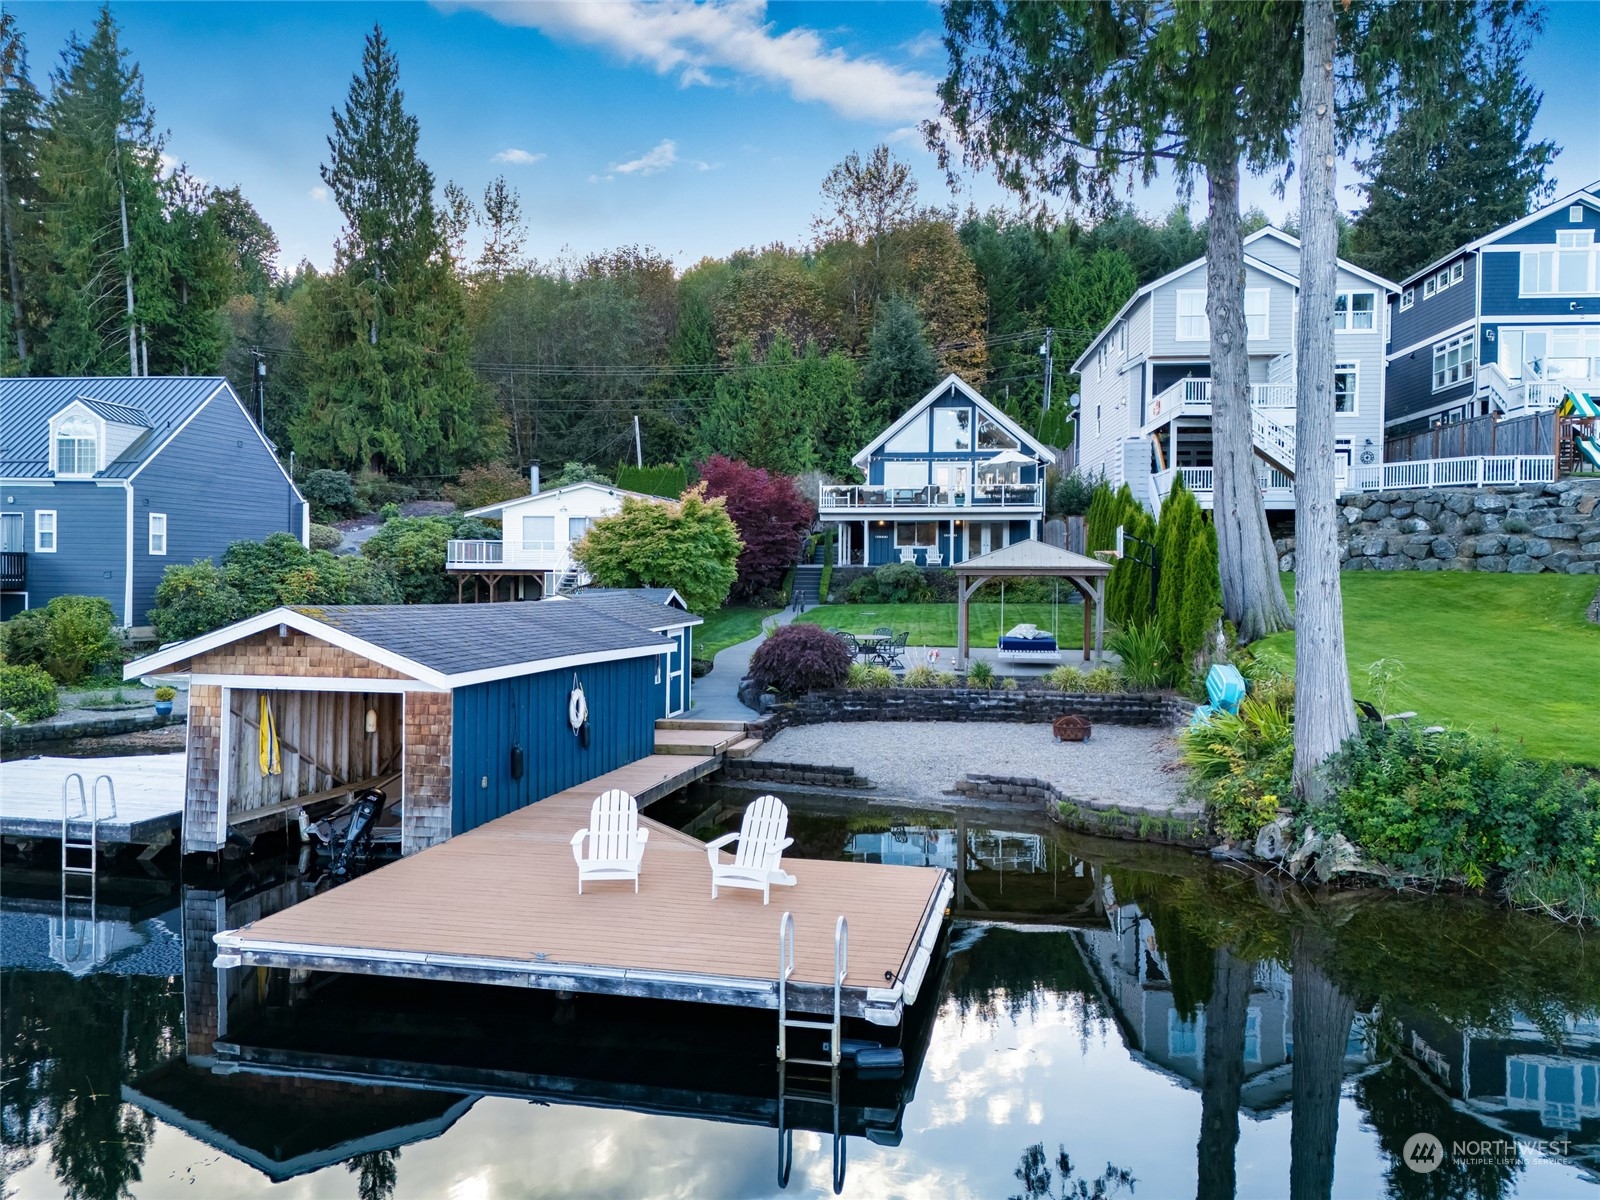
776, 912, 849, 1193
61, 772, 116, 875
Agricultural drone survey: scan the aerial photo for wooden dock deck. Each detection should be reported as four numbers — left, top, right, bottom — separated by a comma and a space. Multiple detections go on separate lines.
215, 755, 952, 1025
0, 754, 185, 848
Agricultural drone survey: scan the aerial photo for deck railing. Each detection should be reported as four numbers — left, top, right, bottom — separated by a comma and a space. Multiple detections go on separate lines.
1146, 378, 1296, 428
818, 483, 1041, 511
0, 551, 23, 591
1345, 455, 1555, 492
1150, 464, 1293, 514
446, 538, 504, 568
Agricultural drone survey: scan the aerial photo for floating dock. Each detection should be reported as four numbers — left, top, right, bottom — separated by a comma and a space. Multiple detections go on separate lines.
214, 755, 953, 1026
0, 754, 185, 851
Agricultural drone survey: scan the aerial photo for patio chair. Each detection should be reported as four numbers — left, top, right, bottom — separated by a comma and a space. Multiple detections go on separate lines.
873, 626, 893, 637
839, 631, 862, 659
706, 794, 796, 904
570, 788, 650, 894
876, 631, 909, 669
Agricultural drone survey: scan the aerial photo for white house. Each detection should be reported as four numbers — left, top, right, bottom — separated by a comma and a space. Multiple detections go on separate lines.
446, 476, 669, 600
1071, 228, 1398, 512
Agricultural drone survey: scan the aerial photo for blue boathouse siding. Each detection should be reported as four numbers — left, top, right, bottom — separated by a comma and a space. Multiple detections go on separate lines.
2, 481, 128, 619
450, 654, 660, 835
131, 392, 304, 625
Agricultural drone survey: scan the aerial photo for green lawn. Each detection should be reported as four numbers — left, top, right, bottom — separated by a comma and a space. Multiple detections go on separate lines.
794, 603, 1084, 648
1255, 573, 1600, 765
695, 605, 778, 659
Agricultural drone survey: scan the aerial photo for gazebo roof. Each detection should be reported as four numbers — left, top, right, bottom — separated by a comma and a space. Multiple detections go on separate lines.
953, 538, 1112, 577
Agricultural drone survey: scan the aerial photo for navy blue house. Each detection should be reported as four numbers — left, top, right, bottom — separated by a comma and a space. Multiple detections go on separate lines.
0, 376, 307, 627
1385, 185, 1600, 435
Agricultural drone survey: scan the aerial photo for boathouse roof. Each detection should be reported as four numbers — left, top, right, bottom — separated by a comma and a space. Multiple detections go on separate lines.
559, 588, 701, 631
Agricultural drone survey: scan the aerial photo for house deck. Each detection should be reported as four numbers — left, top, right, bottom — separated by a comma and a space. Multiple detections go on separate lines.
214, 755, 953, 1025
0, 754, 185, 847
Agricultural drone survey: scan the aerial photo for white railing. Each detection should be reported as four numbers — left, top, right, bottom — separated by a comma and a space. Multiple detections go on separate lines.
1151, 464, 1293, 510
1252, 408, 1296, 469
818, 483, 1041, 511
1145, 378, 1296, 430
1523, 379, 1587, 411
1266, 352, 1295, 386
446, 538, 503, 567
1476, 361, 1517, 413
1345, 455, 1556, 493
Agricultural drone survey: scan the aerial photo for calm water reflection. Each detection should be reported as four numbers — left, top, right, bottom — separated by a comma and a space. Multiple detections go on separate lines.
3, 794, 1598, 1199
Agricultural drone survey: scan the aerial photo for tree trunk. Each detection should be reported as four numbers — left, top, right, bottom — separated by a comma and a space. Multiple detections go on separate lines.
1206, 153, 1293, 642
1290, 929, 1357, 1200
1195, 946, 1252, 1200
0, 126, 26, 363
1292, 0, 1358, 798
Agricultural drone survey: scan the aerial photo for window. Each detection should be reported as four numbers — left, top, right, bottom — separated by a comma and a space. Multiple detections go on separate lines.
1245, 288, 1270, 339
1168, 1010, 1205, 1058
1334, 362, 1358, 413
884, 412, 929, 453
932, 408, 971, 451
1423, 277, 1437, 299
1096, 343, 1108, 380
1244, 1008, 1262, 1063
883, 461, 928, 492
976, 414, 1019, 451
520, 514, 555, 552
567, 515, 593, 542
53, 415, 98, 476
35, 510, 56, 553
148, 513, 167, 556
1521, 232, 1598, 295
1571, 205, 1585, 223
1175, 290, 1207, 340
1450, 261, 1464, 285
1334, 292, 1376, 331
894, 521, 937, 548
1432, 332, 1475, 391
1399, 288, 1414, 312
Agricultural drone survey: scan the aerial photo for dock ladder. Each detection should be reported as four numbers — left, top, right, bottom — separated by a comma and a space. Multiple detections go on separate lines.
776, 912, 849, 1194
61, 772, 117, 875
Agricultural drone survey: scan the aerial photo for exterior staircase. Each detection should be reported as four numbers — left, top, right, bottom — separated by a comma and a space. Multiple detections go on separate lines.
654, 718, 762, 758
791, 564, 823, 610
1251, 408, 1296, 475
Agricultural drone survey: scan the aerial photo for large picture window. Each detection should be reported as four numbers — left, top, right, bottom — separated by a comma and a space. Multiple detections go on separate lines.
520, 514, 555, 552
884, 412, 929, 453
932, 407, 971, 451
1520, 232, 1598, 295
1432, 332, 1475, 392
975, 414, 1018, 451
882, 461, 928, 492
54, 415, 98, 476
894, 521, 937, 548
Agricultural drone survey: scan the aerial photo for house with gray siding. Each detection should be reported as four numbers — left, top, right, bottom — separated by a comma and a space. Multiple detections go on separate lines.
1385, 185, 1600, 434
0, 376, 306, 627
1071, 228, 1397, 513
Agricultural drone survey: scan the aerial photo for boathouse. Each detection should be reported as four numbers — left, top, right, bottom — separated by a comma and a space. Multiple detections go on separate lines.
557, 587, 700, 718
124, 603, 674, 855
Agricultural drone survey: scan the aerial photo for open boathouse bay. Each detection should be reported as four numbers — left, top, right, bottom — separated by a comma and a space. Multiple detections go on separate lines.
5, 800, 1598, 1200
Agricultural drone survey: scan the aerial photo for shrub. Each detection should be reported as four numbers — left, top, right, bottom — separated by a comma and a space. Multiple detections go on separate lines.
545, 461, 611, 490
699, 457, 815, 601
966, 658, 996, 688
866, 665, 895, 688
845, 662, 873, 688
1048, 470, 1095, 517
153, 685, 177, 702
845, 561, 933, 604
901, 664, 941, 688
309, 523, 344, 552
443, 463, 532, 510
1083, 666, 1123, 693
379, 502, 402, 522
748, 624, 853, 696
576, 486, 742, 616
301, 469, 362, 521
1107, 624, 1170, 691
29, 596, 120, 686
1000, 676, 1018, 691
615, 462, 688, 499
1047, 665, 1087, 691
0, 663, 58, 722
354, 469, 418, 512
0, 607, 52, 669
1180, 694, 1295, 843
361, 515, 496, 605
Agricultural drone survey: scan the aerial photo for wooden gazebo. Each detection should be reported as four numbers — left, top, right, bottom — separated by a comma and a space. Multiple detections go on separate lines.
953, 539, 1113, 667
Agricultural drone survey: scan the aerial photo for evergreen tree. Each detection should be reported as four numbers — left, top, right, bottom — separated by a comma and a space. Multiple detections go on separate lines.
1107, 505, 1156, 628
1047, 245, 1139, 385
29, 7, 167, 375
1155, 479, 1197, 659
862, 294, 937, 425
1351, 42, 1557, 282
293, 27, 502, 474
1179, 516, 1222, 664
0, 12, 43, 369
149, 165, 233, 374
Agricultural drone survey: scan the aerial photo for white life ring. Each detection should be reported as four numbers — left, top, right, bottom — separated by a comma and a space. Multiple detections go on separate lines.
568, 683, 588, 732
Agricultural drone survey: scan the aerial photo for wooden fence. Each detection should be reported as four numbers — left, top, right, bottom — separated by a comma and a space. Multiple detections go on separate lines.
1385, 410, 1554, 463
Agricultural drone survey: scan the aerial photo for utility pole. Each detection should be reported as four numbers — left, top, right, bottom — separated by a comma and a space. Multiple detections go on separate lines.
252, 349, 267, 430
633, 414, 643, 467
1038, 327, 1055, 413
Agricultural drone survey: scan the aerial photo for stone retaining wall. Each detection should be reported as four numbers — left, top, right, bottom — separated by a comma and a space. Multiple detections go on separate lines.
718, 759, 872, 790
1274, 479, 1600, 574
950, 773, 1060, 806
953, 772, 1212, 846
0, 709, 184, 752
765, 687, 1192, 731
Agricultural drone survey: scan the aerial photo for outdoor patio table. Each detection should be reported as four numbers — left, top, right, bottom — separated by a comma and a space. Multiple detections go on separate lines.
855, 633, 891, 661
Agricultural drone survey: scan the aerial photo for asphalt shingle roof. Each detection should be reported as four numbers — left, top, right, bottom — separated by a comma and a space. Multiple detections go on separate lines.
0, 376, 232, 478
296, 602, 669, 677
563, 589, 701, 631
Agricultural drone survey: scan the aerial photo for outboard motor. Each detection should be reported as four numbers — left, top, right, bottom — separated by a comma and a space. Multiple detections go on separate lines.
329, 787, 386, 881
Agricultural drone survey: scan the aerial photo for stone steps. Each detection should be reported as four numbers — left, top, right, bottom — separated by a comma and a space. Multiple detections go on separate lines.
723, 737, 763, 760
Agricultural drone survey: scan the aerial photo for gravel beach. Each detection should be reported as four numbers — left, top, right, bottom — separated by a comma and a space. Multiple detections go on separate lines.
751, 720, 1194, 814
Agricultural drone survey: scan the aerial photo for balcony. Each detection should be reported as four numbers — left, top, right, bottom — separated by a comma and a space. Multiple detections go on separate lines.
445, 539, 503, 569
0, 551, 23, 591
819, 483, 1042, 512
1478, 361, 1598, 416
1145, 378, 1295, 431
1152, 465, 1296, 514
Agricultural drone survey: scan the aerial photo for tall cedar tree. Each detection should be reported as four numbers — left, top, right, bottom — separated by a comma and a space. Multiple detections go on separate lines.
1350, 37, 1557, 281
1179, 516, 1222, 665
293, 27, 502, 475
28, 7, 167, 375
1155, 478, 1197, 660
0, 13, 43, 368
698, 456, 817, 601
862, 295, 939, 425
931, 2, 1513, 644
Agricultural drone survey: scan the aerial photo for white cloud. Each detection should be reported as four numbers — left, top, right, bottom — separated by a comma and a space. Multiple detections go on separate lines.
493, 148, 547, 165
447, 0, 937, 123
309, 185, 329, 202
611, 138, 679, 176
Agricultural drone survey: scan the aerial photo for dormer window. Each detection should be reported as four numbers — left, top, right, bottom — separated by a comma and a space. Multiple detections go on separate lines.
54, 415, 99, 476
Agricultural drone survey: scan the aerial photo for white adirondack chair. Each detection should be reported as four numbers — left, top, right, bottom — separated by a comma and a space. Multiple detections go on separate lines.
570, 789, 650, 893
706, 794, 797, 904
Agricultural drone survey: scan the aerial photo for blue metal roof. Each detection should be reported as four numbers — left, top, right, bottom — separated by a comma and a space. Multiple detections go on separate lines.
0, 376, 233, 478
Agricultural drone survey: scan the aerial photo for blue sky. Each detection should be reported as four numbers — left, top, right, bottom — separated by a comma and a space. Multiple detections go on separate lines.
9, 1, 1600, 273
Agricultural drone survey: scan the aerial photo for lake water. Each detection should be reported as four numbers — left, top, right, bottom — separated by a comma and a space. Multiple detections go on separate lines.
4, 788, 1598, 1199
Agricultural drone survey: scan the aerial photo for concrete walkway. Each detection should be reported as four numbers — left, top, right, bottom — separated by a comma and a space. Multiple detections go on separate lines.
690, 607, 797, 721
